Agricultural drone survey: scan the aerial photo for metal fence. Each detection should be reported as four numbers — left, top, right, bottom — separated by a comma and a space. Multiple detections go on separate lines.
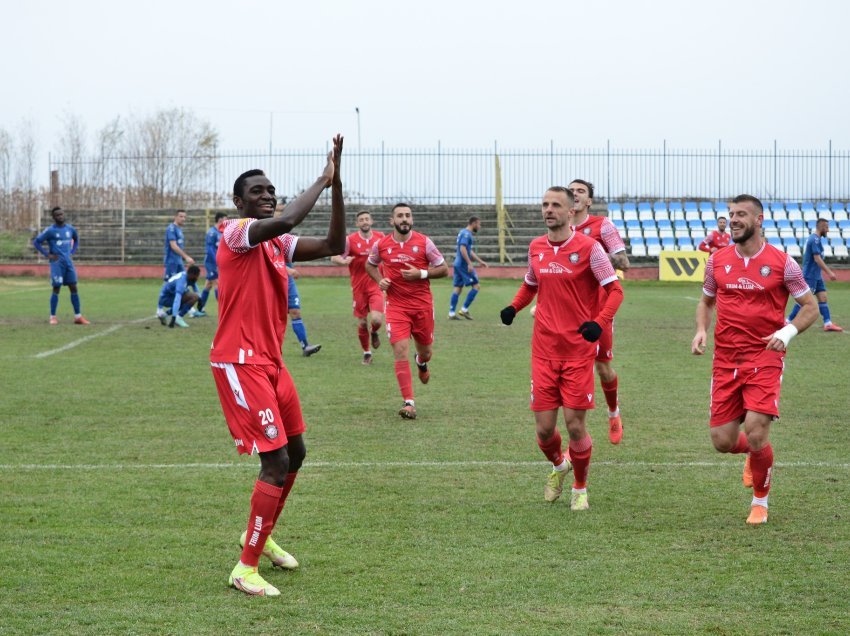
43, 140, 850, 209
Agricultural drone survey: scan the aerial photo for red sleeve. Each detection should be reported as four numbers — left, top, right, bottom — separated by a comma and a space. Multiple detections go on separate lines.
698, 232, 713, 253
510, 282, 537, 312
594, 280, 624, 326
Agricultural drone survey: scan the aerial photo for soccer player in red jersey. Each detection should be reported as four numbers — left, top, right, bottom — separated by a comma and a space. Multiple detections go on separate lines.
331, 210, 385, 364
500, 187, 624, 510
692, 194, 817, 525
210, 135, 345, 597
365, 204, 449, 419
567, 179, 629, 444
698, 216, 731, 253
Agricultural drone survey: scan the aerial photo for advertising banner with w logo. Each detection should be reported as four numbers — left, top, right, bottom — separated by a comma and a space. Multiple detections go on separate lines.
659, 251, 709, 281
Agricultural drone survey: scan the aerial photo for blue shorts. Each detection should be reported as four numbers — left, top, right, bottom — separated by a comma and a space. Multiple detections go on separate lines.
805, 276, 826, 295
163, 260, 184, 280
49, 259, 78, 286
205, 259, 218, 281
452, 267, 479, 288
287, 275, 301, 309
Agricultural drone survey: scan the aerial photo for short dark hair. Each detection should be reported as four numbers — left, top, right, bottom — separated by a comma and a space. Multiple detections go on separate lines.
187, 265, 201, 276
568, 179, 594, 199
546, 186, 575, 203
817, 217, 829, 225
214, 212, 228, 222
356, 210, 371, 218
391, 203, 411, 213
717, 215, 727, 221
50, 206, 62, 216
233, 169, 265, 199
731, 194, 763, 212
468, 216, 480, 225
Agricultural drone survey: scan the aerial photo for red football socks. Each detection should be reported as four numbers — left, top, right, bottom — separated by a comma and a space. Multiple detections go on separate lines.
241, 480, 284, 567
730, 431, 751, 454
394, 359, 414, 401
358, 324, 370, 351
750, 444, 774, 498
537, 429, 565, 466
272, 472, 298, 526
569, 434, 593, 489
601, 376, 619, 412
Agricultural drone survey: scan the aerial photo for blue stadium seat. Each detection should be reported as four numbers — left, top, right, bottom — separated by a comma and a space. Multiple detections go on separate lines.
799, 202, 813, 214
838, 220, 850, 231
831, 202, 846, 213
654, 200, 669, 214
791, 218, 807, 231
626, 219, 641, 231
656, 219, 672, 230
816, 202, 830, 215
684, 201, 698, 213
638, 202, 652, 212
661, 237, 676, 249
762, 219, 776, 230
776, 219, 791, 229
703, 220, 717, 232
613, 219, 625, 232
623, 202, 637, 214
668, 201, 684, 218
699, 201, 714, 213
769, 201, 786, 214
715, 201, 729, 215
787, 202, 802, 214
677, 238, 695, 250
645, 236, 660, 247
687, 219, 704, 231
608, 202, 622, 215
674, 219, 688, 232
692, 233, 706, 246
767, 236, 783, 249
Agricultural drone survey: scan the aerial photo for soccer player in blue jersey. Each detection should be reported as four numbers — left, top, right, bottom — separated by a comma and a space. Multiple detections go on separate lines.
32, 206, 90, 325
285, 264, 322, 356
787, 218, 843, 331
156, 265, 201, 328
448, 216, 488, 320
163, 209, 194, 280
195, 212, 228, 317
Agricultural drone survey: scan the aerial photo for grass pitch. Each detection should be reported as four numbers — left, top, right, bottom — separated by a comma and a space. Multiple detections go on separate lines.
1, 275, 848, 635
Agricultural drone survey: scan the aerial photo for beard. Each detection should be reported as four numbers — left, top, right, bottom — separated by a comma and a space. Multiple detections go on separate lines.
731, 225, 756, 244
394, 223, 412, 235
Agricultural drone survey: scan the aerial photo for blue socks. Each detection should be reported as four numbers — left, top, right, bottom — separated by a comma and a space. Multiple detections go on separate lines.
819, 302, 832, 324
449, 292, 460, 313
178, 301, 195, 317
787, 303, 801, 321
199, 288, 210, 310
291, 318, 309, 348
462, 288, 478, 311
50, 293, 59, 316
70, 293, 81, 315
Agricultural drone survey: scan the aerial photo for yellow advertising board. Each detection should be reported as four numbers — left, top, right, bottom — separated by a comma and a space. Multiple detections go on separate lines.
659, 250, 708, 282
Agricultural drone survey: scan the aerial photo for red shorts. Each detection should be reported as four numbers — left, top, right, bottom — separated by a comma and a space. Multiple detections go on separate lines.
709, 364, 783, 427
530, 356, 595, 412
211, 362, 306, 454
595, 320, 614, 362
352, 285, 384, 319
385, 306, 434, 345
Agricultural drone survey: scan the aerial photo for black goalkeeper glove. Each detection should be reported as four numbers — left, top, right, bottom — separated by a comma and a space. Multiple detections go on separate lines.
169, 316, 176, 328
500, 306, 517, 325
578, 321, 603, 342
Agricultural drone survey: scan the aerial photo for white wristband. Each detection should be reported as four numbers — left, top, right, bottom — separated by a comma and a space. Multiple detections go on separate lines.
420, 269, 428, 279
773, 323, 798, 347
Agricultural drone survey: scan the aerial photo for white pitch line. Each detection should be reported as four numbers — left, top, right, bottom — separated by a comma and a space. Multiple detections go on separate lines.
33, 316, 156, 359
1, 459, 848, 471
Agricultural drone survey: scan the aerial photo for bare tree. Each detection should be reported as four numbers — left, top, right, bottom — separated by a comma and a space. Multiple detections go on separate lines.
122, 108, 218, 207
56, 111, 88, 190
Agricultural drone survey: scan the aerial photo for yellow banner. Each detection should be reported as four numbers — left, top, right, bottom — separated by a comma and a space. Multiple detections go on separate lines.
659, 250, 708, 281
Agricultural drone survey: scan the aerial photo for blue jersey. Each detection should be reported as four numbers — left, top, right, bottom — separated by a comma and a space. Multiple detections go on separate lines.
205, 224, 222, 265
158, 271, 198, 316
164, 222, 185, 266
802, 232, 824, 280
33, 224, 78, 261
454, 228, 475, 269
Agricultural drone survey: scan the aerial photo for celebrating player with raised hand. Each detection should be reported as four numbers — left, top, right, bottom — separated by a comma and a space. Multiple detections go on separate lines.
692, 194, 817, 525
365, 203, 448, 419
331, 210, 385, 364
501, 186, 624, 511
210, 135, 344, 597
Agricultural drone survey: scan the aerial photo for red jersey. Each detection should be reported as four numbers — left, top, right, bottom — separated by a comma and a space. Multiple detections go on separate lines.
575, 214, 627, 255
525, 232, 618, 361
699, 230, 731, 253
210, 218, 297, 366
703, 242, 809, 369
368, 231, 445, 312
341, 230, 384, 293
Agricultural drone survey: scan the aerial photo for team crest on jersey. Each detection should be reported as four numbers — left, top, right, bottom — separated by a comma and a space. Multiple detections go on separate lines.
760, 265, 771, 277
569, 252, 580, 263
264, 424, 279, 440
412, 245, 419, 253
724, 265, 732, 274
357, 242, 362, 248
583, 227, 591, 235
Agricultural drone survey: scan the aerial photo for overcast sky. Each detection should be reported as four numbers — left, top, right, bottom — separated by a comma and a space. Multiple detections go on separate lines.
5, 0, 850, 164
